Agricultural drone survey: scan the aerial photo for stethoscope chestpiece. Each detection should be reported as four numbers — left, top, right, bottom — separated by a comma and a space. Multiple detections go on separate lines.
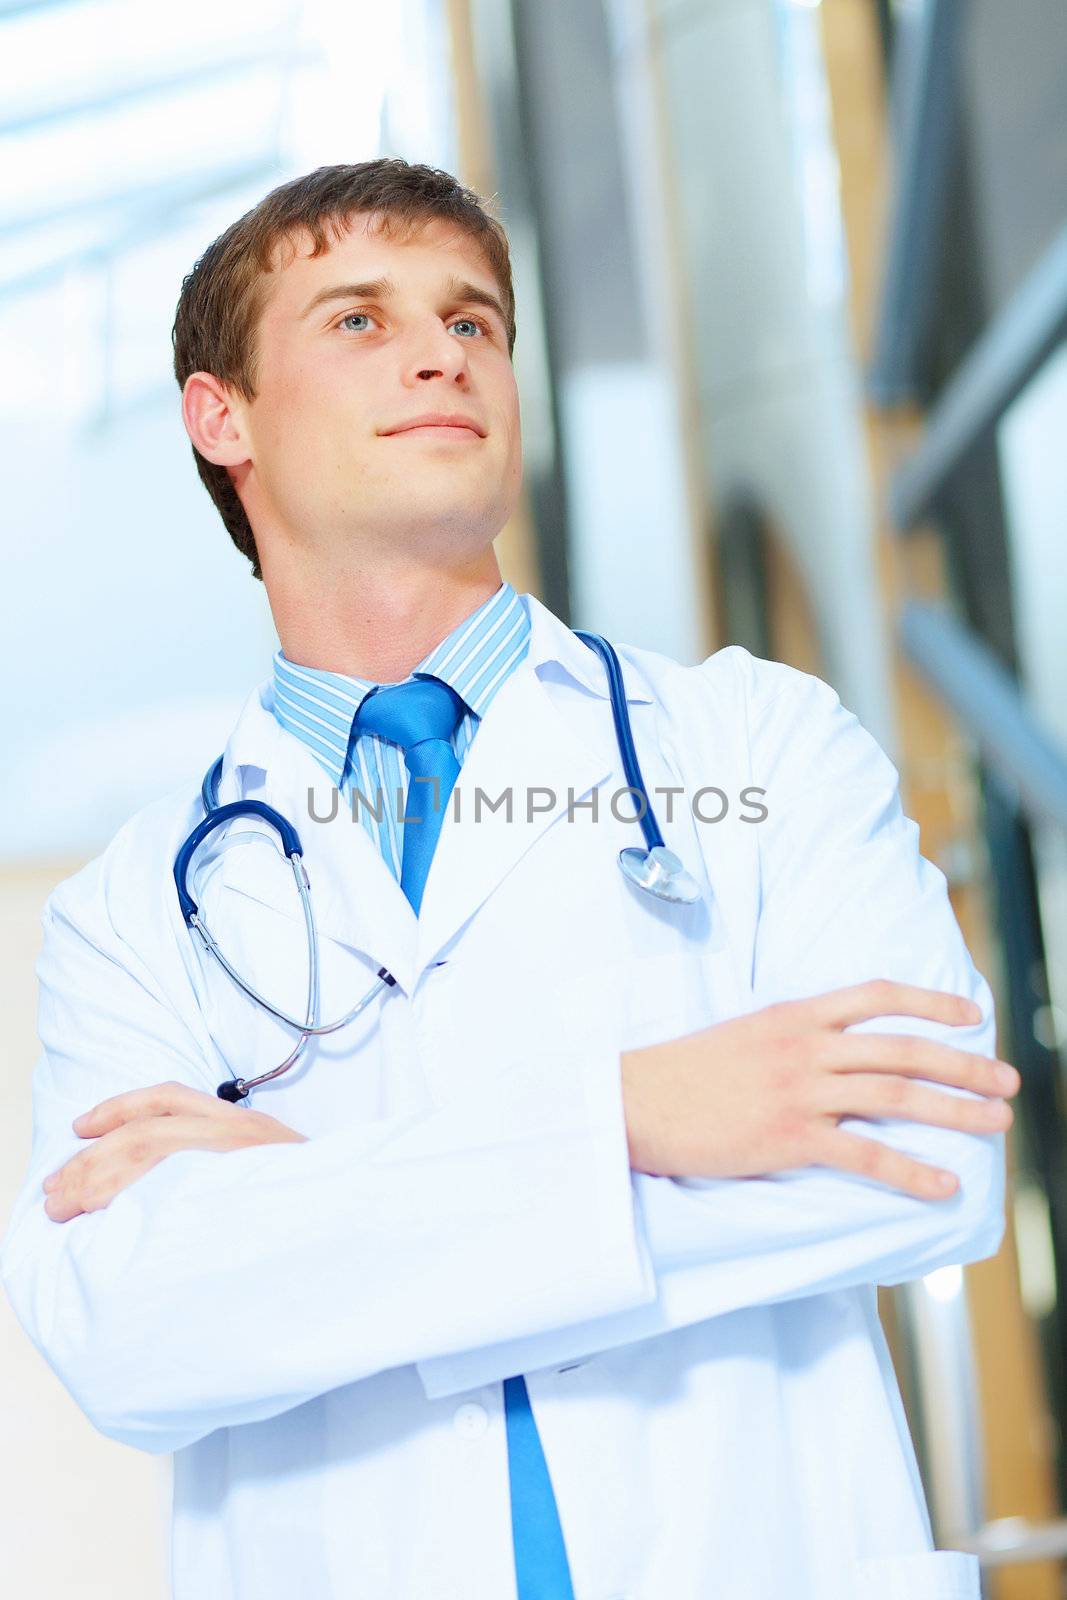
618, 844, 702, 905
574, 630, 703, 909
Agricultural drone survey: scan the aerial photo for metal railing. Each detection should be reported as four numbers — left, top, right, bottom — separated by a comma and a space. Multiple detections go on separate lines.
874, 0, 1067, 1577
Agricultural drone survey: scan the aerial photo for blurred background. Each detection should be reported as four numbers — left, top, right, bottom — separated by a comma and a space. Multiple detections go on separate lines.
1, 0, 1066, 1593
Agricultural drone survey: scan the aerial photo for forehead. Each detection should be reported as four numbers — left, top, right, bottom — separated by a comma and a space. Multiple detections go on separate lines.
262, 211, 498, 318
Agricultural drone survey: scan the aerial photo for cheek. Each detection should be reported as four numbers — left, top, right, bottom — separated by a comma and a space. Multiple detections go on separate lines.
257, 366, 368, 467
503, 406, 523, 479
502, 383, 521, 449
277, 362, 343, 430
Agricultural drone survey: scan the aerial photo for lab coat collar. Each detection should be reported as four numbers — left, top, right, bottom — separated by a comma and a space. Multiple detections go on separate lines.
522, 591, 656, 704
208, 593, 654, 986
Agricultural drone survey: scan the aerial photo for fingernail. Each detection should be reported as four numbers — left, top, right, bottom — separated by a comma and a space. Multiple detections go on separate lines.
43, 1174, 57, 1191
996, 1064, 1020, 1091
936, 1171, 957, 1194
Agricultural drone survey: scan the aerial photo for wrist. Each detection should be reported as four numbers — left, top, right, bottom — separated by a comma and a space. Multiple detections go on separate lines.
620, 1042, 668, 1175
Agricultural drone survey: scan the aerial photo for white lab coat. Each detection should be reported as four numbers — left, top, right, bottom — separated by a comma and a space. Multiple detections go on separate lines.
1, 592, 1003, 1600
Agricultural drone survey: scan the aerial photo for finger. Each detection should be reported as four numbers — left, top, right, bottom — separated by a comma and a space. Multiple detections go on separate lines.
819, 1033, 1020, 1098
54, 1107, 259, 1196
72, 1081, 217, 1138
45, 1114, 215, 1221
816, 1073, 1014, 1134
798, 979, 983, 1034
44, 1131, 153, 1219
43, 1143, 125, 1220
809, 1127, 961, 1201
43, 1189, 88, 1223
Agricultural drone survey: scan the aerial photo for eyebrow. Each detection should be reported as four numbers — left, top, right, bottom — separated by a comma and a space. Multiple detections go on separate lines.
299, 274, 507, 331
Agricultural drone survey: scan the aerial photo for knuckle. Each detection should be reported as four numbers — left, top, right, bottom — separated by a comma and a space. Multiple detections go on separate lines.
950, 1095, 983, 1129
757, 999, 790, 1029
768, 1029, 809, 1074
882, 1076, 909, 1111
899, 1166, 931, 1197
125, 1131, 152, 1164
768, 1057, 805, 1105
975, 1058, 1003, 1093
979, 1098, 1011, 1130
945, 1096, 979, 1129
895, 1034, 924, 1068
852, 1137, 882, 1178
769, 1106, 809, 1154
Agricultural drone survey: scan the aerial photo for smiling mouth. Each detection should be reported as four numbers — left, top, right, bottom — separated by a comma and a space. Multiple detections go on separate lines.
387, 424, 482, 438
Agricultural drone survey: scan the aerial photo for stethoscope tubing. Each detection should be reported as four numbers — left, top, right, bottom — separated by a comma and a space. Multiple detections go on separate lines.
573, 631, 666, 852
175, 631, 688, 1100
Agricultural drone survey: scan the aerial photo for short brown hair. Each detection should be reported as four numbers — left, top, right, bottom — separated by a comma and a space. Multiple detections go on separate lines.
172, 159, 516, 581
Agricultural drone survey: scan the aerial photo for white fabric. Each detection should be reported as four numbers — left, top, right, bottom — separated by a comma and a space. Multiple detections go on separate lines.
1, 593, 1001, 1599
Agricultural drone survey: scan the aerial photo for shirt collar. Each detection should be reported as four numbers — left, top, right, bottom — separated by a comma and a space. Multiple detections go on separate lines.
270, 580, 530, 787
236, 587, 656, 798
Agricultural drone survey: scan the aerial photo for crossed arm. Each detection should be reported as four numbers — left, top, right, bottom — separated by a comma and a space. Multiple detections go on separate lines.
37, 977, 1014, 1226
0, 666, 1012, 1444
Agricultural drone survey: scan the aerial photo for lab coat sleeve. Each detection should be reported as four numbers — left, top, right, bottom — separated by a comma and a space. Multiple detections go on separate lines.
0, 859, 657, 1454
415, 658, 1007, 1399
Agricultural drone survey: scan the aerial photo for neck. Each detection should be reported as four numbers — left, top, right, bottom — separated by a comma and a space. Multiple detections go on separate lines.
265, 543, 505, 682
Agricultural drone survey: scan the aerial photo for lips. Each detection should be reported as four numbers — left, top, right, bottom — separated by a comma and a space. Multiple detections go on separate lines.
382, 413, 486, 437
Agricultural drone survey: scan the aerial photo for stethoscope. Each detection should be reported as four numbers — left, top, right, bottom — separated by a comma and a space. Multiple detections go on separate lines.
173, 631, 702, 1104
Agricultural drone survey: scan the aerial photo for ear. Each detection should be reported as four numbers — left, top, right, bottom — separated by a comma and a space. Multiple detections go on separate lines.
182, 372, 251, 468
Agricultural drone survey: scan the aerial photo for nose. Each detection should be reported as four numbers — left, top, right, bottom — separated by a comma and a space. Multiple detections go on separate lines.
403, 320, 473, 383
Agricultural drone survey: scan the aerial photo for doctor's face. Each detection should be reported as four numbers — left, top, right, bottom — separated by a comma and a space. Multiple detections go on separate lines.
235, 211, 522, 565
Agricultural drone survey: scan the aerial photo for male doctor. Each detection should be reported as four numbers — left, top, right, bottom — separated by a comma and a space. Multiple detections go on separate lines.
2, 159, 1019, 1600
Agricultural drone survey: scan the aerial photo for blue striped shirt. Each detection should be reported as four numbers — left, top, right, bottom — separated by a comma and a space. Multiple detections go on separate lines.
270, 581, 530, 883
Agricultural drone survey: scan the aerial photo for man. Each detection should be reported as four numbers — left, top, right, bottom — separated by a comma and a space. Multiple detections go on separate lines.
1, 160, 1017, 1599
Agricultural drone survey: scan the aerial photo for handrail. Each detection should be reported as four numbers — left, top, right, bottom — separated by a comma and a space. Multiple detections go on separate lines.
871, 0, 964, 405
890, 221, 1067, 529
952, 1515, 1067, 1568
899, 600, 1067, 830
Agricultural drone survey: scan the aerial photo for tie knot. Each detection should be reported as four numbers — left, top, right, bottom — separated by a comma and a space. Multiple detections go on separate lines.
353, 674, 467, 758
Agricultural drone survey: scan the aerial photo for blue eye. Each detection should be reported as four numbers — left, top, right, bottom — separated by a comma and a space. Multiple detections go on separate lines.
336, 311, 491, 337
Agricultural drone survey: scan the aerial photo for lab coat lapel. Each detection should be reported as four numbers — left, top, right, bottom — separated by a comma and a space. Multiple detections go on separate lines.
286, 768, 420, 991
205, 596, 655, 988
413, 663, 613, 968
413, 594, 655, 969
209, 689, 420, 994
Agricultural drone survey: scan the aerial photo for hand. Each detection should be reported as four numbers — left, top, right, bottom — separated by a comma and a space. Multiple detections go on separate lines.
42, 1081, 308, 1223
620, 979, 1020, 1199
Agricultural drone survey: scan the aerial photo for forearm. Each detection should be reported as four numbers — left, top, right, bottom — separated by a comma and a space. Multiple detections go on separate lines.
417, 1111, 1002, 1402
416, 984, 1005, 1399
1, 1038, 657, 1454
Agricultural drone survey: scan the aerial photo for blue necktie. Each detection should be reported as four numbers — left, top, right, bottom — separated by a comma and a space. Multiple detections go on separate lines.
354, 674, 466, 914
352, 674, 576, 1597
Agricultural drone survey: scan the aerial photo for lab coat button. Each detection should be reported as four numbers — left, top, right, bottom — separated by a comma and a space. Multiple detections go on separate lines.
453, 1402, 489, 1438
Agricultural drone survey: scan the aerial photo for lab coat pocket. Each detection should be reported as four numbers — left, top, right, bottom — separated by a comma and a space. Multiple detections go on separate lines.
617, 949, 716, 1052
852, 1549, 981, 1599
